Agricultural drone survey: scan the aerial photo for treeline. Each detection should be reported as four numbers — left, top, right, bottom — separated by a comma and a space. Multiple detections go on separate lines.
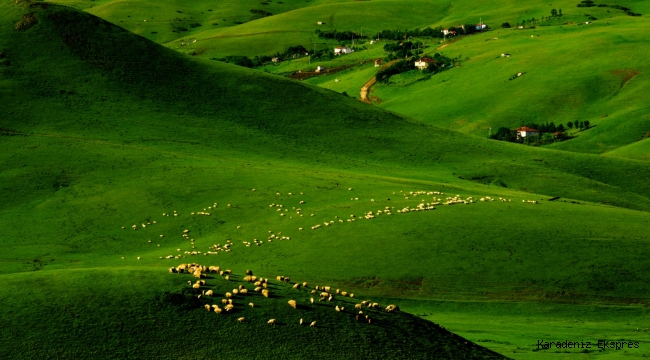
214, 45, 309, 68
577, 0, 641, 16
315, 23, 486, 43
315, 29, 366, 41
374, 24, 481, 41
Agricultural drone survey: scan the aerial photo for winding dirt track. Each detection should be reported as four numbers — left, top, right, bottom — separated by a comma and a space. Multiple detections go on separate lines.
359, 59, 400, 104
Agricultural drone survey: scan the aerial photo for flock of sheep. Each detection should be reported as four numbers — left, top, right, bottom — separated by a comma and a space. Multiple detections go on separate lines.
168, 264, 399, 327
121, 188, 540, 261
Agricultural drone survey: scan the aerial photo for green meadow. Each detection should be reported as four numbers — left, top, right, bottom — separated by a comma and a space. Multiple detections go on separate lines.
2, 0, 650, 358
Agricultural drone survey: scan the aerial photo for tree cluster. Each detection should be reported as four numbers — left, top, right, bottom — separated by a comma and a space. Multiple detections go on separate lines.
376, 59, 414, 82
249, 9, 272, 21
565, 120, 590, 129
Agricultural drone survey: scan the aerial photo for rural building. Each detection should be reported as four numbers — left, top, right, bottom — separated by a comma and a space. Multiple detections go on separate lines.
442, 28, 449, 35
374, 59, 383, 67
414, 57, 435, 70
518, 25, 524, 29
334, 46, 353, 55
315, 65, 325, 72
501, 53, 510, 57
271, 57, 280, 63
317, 21, 323, 25
516, 126, 540, 138
476, 23, 488, 30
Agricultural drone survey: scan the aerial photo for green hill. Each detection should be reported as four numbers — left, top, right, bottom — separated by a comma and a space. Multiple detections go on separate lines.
3, 1, 650, 359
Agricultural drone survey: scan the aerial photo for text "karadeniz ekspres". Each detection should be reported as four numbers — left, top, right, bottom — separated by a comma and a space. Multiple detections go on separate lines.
537, 340, 640, 350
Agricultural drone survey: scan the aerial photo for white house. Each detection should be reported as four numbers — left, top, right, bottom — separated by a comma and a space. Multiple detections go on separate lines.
476, 23, 487, 30
414, 58, 435, 70
334, 46, 353, 55
442, 28, 449, 35
516, 126, 540, 138
315, 65, 325, 72
271, 57, 280, 63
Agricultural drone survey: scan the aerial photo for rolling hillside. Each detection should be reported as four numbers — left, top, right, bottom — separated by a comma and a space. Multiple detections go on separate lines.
3, 0, 650, 358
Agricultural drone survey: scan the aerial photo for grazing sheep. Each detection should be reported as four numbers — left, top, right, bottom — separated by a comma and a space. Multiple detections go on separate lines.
310, 321, 317, 327
355, 304, 362, 309
248, 302, 254, 308
385, 304, 400, 312
222, 299, 228, 304
199, 280, 206, 286
254, 287, 262, 292
225, 275, 230, 281
233, 289, 239, 295
336, 289, 340, 294
328, 296, 333, 302
225, 304, 234, 312
310, 290, 317, 295
310, 297, 314, 304
349, 294, 355, 298
225, 292, 233, 298
204, 290, 214, 297
302, 282, 308, 287
335, 306, 341, 312
300, 318, 303, 325
262, 289, 269, 298
237, 317, 245, 323
193, 283, 200, 289
341, 291, 347, 296
292, 283, 300, 289
214, 307, 222, 314
268, 319, 276, 325
204, 304, 211, 311
288, 300, 297, 308
240, 289, 248, 294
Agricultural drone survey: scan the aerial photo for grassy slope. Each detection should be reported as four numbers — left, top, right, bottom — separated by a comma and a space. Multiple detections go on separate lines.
52, 0, 350, 44
49, 0, 650, 156
165, 0, 450, 58
373, 10, 650, 155
0, 268, 506, 359
3, 1, 650, 359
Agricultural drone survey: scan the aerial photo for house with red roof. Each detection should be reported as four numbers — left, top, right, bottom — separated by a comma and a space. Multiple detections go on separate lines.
516, 126, 540, 138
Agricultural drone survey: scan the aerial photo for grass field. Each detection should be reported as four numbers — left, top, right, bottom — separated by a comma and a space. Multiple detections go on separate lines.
3, 0, 650, 358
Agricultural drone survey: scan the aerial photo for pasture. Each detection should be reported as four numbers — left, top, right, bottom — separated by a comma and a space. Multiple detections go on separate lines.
2, 0, 650, 358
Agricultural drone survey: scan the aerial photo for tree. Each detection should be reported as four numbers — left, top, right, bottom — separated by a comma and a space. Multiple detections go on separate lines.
584, 120, 590, 128
579, 121, 584, 129
567, 122, 573, 129
559, 9, 563, 16
557, 124, 565, 132
551, 9, 558, 17
501, 22, 511, 28
574, 120, 580, 129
